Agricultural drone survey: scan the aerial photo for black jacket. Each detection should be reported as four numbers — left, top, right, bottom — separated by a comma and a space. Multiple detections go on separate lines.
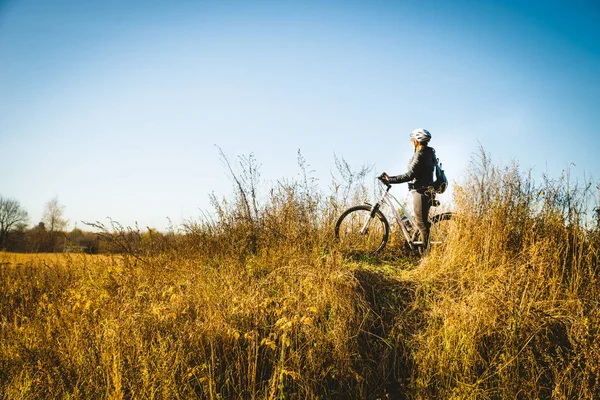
388, 146, 436, 190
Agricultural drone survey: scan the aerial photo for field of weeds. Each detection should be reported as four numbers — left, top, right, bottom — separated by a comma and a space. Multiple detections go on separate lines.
1, 151, 599, 399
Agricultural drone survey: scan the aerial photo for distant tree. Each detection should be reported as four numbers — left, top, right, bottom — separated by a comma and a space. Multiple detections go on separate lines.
25, 222, 50, 252
68, 227, 83, 241
6, 222, 28, 252
0, 196, 29, 249
42, 197, 68, 232
66, 227, 94, 253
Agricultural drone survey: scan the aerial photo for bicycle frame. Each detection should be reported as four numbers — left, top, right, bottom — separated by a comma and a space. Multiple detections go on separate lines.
364, 180, 452, 250
365, 182, 421, 249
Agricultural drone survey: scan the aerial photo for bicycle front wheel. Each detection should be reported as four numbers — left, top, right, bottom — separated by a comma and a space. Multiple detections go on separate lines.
334, 205, 390, 254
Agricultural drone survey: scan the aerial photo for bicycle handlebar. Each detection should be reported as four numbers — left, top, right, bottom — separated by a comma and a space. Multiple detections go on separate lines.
377, 175, 392, 191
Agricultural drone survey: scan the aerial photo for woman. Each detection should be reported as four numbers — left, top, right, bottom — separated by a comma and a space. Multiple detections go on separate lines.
380, 128, 436, 250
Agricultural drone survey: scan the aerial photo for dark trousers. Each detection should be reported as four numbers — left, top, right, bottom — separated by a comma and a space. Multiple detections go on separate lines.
412, 191, 432, 248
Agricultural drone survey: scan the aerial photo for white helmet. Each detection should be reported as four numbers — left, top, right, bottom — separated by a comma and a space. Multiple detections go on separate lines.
410, 128, 431, 144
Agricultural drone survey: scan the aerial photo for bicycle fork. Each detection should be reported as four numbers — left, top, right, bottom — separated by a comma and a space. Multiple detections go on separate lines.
359, 201, 383, 235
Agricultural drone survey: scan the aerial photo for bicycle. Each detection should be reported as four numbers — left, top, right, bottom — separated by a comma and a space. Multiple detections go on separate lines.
334, 177, 453, 254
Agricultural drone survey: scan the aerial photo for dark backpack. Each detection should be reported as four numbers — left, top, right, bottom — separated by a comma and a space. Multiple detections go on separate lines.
432, 156, 448, 194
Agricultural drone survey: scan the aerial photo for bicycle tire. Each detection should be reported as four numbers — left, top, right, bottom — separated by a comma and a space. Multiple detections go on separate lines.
334, 205, 390, 254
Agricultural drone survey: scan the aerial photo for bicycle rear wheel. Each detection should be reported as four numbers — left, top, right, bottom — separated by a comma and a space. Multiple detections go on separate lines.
429, 212, 453, 246
334, 205, 390, 254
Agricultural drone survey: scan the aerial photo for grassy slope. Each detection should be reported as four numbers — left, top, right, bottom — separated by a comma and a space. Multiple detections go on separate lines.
1, 156, 599, 399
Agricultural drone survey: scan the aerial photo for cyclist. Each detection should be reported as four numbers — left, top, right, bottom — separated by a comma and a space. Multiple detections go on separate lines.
380, 128, 436, 251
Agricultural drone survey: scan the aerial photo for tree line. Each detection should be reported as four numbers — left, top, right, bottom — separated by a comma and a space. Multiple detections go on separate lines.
0, 195, 99, 253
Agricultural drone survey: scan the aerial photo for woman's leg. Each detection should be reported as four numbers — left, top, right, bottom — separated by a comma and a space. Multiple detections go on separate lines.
412, 191, 432, 249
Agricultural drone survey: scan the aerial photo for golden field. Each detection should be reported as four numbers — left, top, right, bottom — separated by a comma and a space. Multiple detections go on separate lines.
1, 154, 599, 399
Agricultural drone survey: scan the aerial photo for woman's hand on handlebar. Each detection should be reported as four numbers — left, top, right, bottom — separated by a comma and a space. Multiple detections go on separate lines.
379, 172, 390, 182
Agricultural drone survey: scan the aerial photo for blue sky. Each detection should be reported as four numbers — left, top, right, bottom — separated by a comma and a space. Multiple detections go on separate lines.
1, 0, 599, 230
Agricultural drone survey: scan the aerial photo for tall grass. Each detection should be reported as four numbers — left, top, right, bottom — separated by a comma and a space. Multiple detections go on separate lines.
413, 150, 600, 398
1, 149, 599, 399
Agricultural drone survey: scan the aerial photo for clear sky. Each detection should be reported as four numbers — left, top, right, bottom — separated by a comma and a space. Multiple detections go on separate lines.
1, 0, 599, 231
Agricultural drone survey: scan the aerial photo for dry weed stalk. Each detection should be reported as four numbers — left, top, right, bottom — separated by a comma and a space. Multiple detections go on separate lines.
1, 148, 598, 399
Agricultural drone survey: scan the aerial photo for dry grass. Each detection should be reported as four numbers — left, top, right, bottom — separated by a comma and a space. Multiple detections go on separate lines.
0, 252, 108, 266
1, 149, 599, 399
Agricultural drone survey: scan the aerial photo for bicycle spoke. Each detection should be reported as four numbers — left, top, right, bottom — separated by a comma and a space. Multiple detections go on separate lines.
335, 206, 388, 254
